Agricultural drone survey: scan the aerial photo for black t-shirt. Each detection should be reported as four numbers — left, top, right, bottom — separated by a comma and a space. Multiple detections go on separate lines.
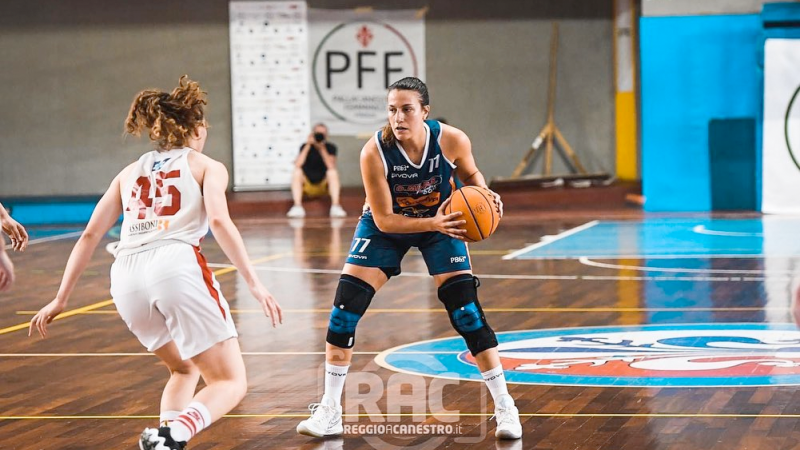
300, 142, 337, 184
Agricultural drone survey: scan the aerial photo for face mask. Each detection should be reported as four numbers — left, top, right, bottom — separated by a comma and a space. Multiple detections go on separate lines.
314, 132, 325, 142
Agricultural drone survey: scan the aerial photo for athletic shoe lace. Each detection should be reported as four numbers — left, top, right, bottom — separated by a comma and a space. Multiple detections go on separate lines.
308, 403, 336, 426
492, 406, 518, 427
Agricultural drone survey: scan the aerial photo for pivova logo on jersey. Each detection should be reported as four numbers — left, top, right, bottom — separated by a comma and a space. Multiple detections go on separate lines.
391, 172, 419, 179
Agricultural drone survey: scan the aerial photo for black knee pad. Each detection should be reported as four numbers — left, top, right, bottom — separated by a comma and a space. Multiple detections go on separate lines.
326, 274, 375, 348
437, 274, 498, 356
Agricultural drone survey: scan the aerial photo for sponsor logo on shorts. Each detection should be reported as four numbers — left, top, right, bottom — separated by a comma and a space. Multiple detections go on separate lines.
348, 254, 368, 260
450, 256, 467, 263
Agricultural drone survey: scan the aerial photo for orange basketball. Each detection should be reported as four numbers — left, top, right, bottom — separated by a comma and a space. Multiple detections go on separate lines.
445, 186, 501, 242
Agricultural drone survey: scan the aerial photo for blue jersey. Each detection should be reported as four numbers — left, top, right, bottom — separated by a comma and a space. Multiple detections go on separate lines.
374, 120, 456, 218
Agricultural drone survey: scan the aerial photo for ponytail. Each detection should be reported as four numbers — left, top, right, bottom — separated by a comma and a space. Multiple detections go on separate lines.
381, 123, 396, 147
124, 75, 207, 150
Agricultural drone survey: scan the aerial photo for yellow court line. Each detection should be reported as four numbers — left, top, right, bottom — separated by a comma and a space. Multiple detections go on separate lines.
2, 412, 800, 420
0, 253, 288, 336
267, 307, 781, 313
15, 306, 781, 316
0, 300, 116, 335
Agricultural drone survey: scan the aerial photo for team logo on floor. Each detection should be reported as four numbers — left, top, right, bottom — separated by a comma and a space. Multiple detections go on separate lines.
375, 323, 800, 387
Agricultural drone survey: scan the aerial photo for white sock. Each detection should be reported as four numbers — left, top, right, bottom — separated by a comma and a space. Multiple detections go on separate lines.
481, 365, 510, 402
160, 410, 181, 426
170, 402, 212, 442
324, 363, 349, 406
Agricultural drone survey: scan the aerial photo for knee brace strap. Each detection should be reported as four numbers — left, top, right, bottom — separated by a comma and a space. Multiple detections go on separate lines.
438, 274, 498, 356
327, 274, 375, 348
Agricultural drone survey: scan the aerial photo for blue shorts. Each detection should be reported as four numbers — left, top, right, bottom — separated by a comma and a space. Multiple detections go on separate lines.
345, 213, 472, 276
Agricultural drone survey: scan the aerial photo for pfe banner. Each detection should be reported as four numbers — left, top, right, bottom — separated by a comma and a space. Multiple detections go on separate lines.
308, 8, 426, 136
763, 38, 800, 214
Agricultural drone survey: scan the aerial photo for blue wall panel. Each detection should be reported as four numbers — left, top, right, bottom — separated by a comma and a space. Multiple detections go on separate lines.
640, 15, 762, 211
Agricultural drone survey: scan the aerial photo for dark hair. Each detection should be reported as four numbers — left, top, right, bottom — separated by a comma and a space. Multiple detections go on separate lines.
381, 77, 429, 147
124, 75, 207, 150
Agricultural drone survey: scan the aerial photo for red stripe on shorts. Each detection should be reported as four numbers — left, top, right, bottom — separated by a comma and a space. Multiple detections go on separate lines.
193, 246, 226, 320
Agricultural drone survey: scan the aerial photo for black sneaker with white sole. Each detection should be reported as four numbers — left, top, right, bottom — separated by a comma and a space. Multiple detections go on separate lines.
139, 427, 187, 450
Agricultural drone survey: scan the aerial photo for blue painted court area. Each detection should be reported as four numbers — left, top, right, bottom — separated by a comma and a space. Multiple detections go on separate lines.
376, 323, 800, 387
506, 217, 800, 259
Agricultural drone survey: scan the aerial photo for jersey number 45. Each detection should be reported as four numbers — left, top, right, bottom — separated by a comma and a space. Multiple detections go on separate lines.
126, 170, 182, 219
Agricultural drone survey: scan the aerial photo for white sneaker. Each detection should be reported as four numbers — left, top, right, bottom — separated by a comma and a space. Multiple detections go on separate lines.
138, 427, 185, 449
329, 205, 347, 218
287, 205, 306, 218
297, 396, 343, 437
493, 394, 522, 439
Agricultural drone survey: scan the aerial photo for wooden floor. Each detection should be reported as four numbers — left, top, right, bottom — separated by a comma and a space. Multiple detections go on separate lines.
2, 209, 800, 450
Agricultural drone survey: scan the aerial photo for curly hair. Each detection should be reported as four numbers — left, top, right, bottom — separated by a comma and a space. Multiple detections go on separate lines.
124, 75, 207, 150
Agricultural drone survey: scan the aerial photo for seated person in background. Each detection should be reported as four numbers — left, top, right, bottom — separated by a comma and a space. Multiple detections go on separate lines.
287, 123, 347, 218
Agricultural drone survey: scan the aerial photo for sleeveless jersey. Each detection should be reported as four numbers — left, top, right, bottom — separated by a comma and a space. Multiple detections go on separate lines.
374, 120, 456, 218
115, 147, 207, 256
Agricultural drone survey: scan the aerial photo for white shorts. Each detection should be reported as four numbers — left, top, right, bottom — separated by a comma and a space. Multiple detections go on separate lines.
111, 241, 238, 360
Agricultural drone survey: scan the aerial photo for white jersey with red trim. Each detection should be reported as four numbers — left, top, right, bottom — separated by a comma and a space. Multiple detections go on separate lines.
115, 147, 207, 256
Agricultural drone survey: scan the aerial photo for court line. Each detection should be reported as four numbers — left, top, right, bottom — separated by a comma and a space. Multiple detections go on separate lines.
3, 412, 800, 420
502, 220, 599, 260
0, 253, 289, 336
522, 254, 773, 260
582, 275, 787, 282
0, 299, 116, 336
208, 263, 580, 281
0, 351, 470, 357
693, 225, 763, 238
206, 263, 789, 282
16, 306, 788, 316
579, 257, 793, 275
299, 249, 513, 256
3, 230, 84, 250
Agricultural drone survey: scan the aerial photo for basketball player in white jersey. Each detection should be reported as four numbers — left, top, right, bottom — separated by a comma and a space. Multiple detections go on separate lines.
29, 76, 282, 450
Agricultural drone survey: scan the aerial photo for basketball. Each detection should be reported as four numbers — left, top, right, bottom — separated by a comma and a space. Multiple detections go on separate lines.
446, 186, 501, 242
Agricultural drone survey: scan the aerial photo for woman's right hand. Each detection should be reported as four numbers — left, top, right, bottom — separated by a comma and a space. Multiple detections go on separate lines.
432, 197, 467, 240
249, 281, 283, 327
29, 298, 67, 338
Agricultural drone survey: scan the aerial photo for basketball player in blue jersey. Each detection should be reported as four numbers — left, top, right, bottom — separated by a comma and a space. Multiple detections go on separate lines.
298, 77, 522, 440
